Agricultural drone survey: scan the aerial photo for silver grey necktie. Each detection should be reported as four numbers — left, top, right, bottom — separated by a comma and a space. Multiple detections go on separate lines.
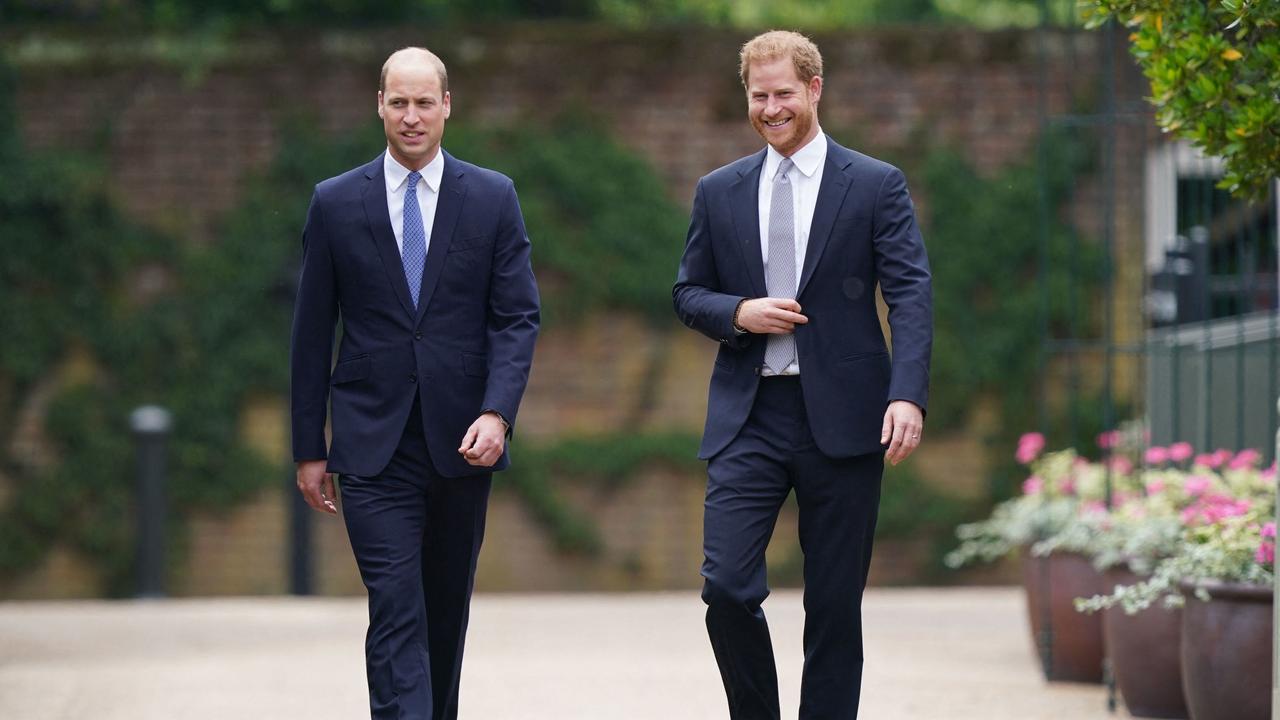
764, 157, 796, 374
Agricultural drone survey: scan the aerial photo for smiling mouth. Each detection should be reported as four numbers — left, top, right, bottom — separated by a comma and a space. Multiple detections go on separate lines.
764, 118, 791, 129
402, 131, 425, 140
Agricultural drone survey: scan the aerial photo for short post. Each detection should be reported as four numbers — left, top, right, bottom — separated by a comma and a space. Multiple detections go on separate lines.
131, 405, 172, 598
289, 465, 313, 596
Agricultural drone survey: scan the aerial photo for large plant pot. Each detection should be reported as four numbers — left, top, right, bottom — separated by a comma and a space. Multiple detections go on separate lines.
1020, 549, 1105, 683
1103, 567, 1188, 718
1179, 581, 1272, 720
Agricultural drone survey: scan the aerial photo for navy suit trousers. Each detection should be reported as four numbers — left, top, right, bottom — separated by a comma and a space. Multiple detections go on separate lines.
702, 377, 883, 720
339, 398, 491, 720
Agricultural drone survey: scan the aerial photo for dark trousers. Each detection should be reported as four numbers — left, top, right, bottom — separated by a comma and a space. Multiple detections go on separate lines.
702, 376, 883, 720
339, 399, 491, 720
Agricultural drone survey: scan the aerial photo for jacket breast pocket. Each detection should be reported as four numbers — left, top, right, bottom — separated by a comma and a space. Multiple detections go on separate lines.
448, 235, 493, 253
330, 355, 371, 385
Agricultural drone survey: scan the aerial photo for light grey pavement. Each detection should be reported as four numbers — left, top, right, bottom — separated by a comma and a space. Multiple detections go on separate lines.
0, 587, 1127, 719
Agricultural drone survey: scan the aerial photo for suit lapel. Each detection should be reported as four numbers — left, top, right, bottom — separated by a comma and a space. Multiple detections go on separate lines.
797, 142, 853, 298
362, 154, 416, 317
729, 150, 768, 298
414, 151, 467, 325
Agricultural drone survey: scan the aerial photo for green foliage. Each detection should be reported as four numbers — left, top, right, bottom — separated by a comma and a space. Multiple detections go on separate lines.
446, 115, 688, 326
1082, 0, 1280, 200
1, 0, 1075, 29
1, 0, 597, 28
0, 77, 690, 590
499, 432, 702, 555
0, 69, 281, 594
597, 0, 939, 27
918, 129, 1104, 436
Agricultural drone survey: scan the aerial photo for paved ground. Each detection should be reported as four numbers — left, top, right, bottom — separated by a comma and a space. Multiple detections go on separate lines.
0, 587, 1128, 719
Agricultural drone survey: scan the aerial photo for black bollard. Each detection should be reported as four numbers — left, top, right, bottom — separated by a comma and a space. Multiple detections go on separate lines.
131, 405, 171, 598
289, 462, 313, 596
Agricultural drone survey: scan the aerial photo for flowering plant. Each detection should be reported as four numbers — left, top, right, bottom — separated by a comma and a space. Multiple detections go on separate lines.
1074, 448, 1276, 614
947, 430, 1278, 616
945, 434, 1110, 568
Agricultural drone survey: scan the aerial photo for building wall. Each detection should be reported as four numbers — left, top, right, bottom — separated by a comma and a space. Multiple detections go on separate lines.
2, 24, 1150, 597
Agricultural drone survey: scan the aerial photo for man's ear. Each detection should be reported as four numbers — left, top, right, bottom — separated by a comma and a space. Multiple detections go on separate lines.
443, 91, 452, 120
809, 76, 823, 104
377, 91, 385, 119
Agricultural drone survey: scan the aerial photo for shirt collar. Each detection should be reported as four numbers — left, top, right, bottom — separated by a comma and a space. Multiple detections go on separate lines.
764, 128, 826, 181
384, 149, 445, 194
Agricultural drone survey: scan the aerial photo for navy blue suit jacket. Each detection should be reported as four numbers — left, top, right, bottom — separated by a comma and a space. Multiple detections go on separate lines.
291, 151, 540, 478
673, 137, 932, 460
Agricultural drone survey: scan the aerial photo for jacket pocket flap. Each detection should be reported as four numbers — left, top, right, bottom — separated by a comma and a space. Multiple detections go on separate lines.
461, 352, 488, 378
448, 235, 492, 253
330, 356, 371, 385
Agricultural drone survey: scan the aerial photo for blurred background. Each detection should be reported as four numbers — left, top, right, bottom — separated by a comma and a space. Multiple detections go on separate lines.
0, 0, 1275, 601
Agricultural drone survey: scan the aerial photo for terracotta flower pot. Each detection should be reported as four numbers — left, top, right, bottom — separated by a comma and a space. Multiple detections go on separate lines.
1179, 581, 1272, 720
1102, 567, 1188, 718
1021, 549, 1105, 683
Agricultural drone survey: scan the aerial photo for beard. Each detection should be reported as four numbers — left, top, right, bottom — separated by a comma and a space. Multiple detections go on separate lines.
750, 104, 815, 157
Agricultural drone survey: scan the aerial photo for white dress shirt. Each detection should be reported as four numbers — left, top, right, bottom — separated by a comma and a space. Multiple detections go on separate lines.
757, 129, 827, 375
384, 149, 444, 255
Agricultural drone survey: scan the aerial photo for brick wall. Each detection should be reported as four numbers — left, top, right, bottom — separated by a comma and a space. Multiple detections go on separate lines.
3, 24, 1151, 596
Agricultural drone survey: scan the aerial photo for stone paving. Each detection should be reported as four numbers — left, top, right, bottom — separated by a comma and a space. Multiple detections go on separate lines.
0, 587, 1128, 719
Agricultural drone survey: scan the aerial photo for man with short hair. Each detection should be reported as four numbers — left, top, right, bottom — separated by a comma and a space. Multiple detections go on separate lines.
673, 30, 933, 718
291, 46, 540, 720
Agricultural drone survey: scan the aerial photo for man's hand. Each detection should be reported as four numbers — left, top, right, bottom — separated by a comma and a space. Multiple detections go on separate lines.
296, 459, 337, 514
736, 298, 808, 335
881, 400, 924, 466
458, 412, 506, 468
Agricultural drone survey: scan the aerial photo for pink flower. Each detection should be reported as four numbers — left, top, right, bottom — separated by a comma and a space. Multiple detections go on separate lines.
1145, 478, 1166, 495
1058, 477, 1077, 496
1193, 453, 1220, 469
1229, 449, 1261, 470
1096, 430, 1120, 449
1184, 475, 1212, 496
1263, 463, 1277, 482
1168, 442, 1193, 462
1256, 542, 1275, 565
1144, 446, 1170, 465
1212, 449, 1235, 467
1108, 456, 1134, 475
1180, 494, 1252, 525
1022, 476, 1044, 495
1015, 432, 1046, 465
1262, 522, 1276, 540
1081, 500, 1107, 515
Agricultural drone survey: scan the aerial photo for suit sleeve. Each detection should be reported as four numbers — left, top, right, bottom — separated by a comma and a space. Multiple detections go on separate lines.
672, 178, 751, 350
482, 180, 541, 433
289, 189, 338, 461
872, 167, 933, 413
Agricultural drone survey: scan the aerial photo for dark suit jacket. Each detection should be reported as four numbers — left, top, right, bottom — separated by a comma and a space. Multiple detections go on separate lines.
291, 151, 540, 478
673, 136, 932, 460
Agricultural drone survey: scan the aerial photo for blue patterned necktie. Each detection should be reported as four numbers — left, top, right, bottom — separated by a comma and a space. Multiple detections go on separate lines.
402, 171, 426, 308
764, 158, 796, 374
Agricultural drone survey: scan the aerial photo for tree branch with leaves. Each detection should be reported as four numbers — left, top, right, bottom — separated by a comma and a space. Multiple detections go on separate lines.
1082, 0, 1279, 200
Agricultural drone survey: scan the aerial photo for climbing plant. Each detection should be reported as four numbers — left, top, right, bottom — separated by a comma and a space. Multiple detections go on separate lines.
0, 83, 694, 592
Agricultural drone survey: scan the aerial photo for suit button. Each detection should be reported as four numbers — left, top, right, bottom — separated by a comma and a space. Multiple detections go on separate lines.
408, 373, 417, 383
414, 332, 423, 341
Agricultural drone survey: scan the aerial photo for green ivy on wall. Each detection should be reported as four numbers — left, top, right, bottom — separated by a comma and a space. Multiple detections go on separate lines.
913, 129, 1107, 500
0, 56, 282, 593
0, 81, 694, 592
0, 48, 1108, 591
